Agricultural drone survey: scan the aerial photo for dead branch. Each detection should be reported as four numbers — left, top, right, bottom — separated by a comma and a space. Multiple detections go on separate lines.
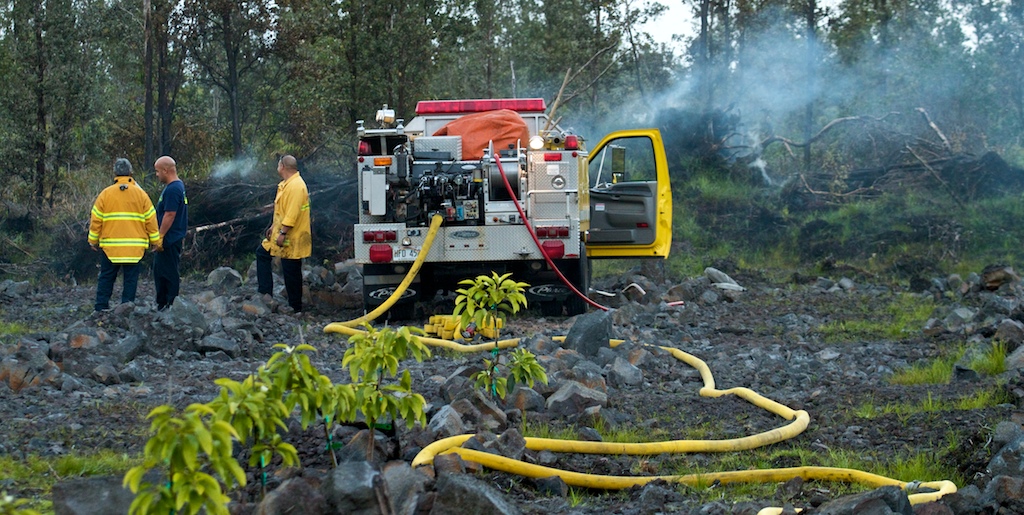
543, 69, 573, 134
916, 108, 952, 154
799, 173, 877, 201
2, 236, 35, 258
559, 58, 620, 107
545, 41, 619, 130
192, 183, 349, 234
906, 144, 965, 209
760, 113, 900, 150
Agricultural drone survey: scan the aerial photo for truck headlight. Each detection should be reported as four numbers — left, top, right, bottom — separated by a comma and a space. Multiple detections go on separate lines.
529, 135, 545, 150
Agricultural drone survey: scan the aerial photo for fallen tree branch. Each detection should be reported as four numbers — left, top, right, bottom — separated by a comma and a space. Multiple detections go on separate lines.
799, 173, 877, 201
916, 107, 952, 154
192, 182, 351, 234
760, 113, 900, 150
906, 145, 965, 209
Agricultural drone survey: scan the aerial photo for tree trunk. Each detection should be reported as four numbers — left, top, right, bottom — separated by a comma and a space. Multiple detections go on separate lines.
144, 0, 154, 172
33, 5, 46, 207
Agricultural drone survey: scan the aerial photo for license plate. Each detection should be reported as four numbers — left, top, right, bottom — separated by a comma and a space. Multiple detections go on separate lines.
393, 247, 420, 260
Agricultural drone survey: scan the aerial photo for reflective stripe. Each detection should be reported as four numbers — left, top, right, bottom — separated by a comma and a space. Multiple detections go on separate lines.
100, 238, 150, 247
301, 202, 310, 211
109, 257, 142, 264
92, 206, 156, 222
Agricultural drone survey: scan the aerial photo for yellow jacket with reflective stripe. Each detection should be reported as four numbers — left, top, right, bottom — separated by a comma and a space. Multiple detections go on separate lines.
88, 177, 160, 264
262, 172, 312, 259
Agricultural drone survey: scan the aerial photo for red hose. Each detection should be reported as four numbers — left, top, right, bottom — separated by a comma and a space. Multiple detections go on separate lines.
494, 152, 609, 311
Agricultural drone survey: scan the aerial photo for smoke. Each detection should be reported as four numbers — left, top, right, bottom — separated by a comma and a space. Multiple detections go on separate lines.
211, 157, 260, 179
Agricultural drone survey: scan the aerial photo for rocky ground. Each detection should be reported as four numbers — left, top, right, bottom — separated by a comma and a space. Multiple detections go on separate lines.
3, 262, 1024, 514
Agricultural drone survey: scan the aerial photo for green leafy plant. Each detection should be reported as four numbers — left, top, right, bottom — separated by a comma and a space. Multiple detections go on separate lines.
0, 492, 40, 515
472, 348, 548, 400
453, 272, 529, 341
343, 324, 431, 460
260, 343, 355, 467
123, 404, 244, 515
206, 375, 298, 495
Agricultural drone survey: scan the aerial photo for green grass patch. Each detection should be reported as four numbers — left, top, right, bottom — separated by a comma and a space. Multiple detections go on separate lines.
890, 342, 1007, 386
818, 293, 936, 342
0, 450, 141, 512
0, 318, 32, 342
522, 420, 579, 441
854, 387, 1010, 421
969, 341, 1007, 376
889, 346, 965, 385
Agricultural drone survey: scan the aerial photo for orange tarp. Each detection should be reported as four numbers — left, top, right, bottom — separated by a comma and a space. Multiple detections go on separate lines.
432, 109, 530, 160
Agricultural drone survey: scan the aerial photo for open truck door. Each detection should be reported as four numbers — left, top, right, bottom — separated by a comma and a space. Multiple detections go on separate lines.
585, 129, 672, 258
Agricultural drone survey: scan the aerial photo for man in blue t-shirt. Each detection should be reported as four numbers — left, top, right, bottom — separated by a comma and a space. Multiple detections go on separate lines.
153, 156, 188, 310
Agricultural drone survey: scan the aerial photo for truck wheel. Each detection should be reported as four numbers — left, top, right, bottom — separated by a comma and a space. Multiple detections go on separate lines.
540, 301, 563, 317
363, 285, 417, 320
565, 243, 591, 316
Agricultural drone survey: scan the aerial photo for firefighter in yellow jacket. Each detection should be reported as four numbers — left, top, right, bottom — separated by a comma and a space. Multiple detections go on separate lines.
256, 154, 311, 313
88, 158, 161, 311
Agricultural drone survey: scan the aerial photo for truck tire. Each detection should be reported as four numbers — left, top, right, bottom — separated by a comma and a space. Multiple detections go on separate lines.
363, 285, 417, 320
565, 243, 591, 316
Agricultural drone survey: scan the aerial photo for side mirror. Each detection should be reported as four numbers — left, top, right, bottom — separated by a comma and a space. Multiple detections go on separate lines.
611, 146, 626, 183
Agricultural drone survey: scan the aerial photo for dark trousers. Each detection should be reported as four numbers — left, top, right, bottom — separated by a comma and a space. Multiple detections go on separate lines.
154, 238, 182, 310
95, 252, 142, 311
256, 245, 304, 311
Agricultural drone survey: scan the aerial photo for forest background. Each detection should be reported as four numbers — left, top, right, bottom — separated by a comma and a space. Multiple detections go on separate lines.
2, 0, 1024, 284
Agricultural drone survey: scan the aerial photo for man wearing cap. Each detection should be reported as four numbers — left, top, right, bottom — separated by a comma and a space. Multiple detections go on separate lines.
88, 158, 161, 311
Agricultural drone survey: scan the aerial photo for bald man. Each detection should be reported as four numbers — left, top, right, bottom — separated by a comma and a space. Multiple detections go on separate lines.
153, 156, 188, 310
257, 155, 311, 313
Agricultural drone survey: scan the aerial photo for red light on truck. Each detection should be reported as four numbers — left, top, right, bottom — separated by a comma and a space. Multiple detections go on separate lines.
557, 227, 570, 237
363, 230, 398, 243
637, 223, 649, 228
541, 240, 564, 259
543, 153, 562, 162
358, 141, 372, 156
564, 135, 579, 150
369, 244, 393, 263
415, 98, 547, 114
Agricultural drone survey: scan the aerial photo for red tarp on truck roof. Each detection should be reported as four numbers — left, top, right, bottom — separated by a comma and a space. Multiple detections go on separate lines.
432, 109, 530, 160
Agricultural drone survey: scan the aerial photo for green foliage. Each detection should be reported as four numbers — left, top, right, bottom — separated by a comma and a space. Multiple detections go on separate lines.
0, 492, 40, 515
889, 347, 964, 385
969, 341, 1008, 376
521, 420, 579, 441
472, 348, 548, 400
818, 294, 936, 342
854, 387, 1010, 420
123, 404, 242, 515
454, 272, 529, 338
206, 376, 298, 469
261, 343, 350, 431
0, 319, 30, 341
343, 324, 431, 459
567, 487, 585, 507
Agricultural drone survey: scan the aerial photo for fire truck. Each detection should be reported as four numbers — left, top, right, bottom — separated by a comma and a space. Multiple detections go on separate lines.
354, 98, 672, 318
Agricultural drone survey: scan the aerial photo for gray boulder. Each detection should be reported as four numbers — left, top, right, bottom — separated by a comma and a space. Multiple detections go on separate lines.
430, 473, 521, 515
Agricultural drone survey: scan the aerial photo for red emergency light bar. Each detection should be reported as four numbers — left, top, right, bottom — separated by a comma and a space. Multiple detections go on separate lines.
416, 98, 547, 115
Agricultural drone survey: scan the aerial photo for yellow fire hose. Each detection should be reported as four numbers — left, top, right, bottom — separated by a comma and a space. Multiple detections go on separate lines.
323, 214, 519, 352
322, 215, 957, 512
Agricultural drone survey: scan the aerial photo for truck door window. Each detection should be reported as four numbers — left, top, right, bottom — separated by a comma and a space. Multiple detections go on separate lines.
590, 137, 657, 188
